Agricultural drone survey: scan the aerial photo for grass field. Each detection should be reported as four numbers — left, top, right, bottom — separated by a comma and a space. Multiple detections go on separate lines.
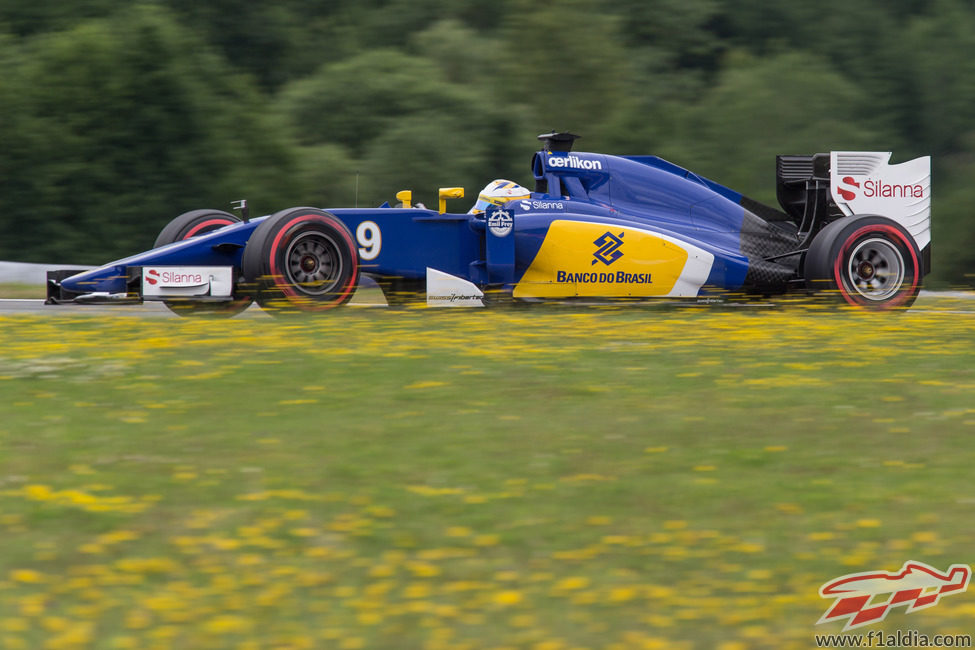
1, 297, 974, 649
0, 283, 45, 299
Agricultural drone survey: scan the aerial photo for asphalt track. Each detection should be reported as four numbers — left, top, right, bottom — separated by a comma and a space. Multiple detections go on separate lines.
2, 291, 973, 318
0, 300, 388, 318
0, 299, 214, 318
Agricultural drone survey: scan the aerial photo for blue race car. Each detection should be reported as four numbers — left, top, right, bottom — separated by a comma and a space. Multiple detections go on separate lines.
47, 132, 931, 314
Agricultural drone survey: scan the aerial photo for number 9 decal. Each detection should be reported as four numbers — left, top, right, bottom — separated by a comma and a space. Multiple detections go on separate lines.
356, 221, 381, 260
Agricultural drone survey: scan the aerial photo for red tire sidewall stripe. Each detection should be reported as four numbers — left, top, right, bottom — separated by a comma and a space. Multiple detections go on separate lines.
833, 224, 920, 307
183, 218, 236, 239
267, 214, 358, 309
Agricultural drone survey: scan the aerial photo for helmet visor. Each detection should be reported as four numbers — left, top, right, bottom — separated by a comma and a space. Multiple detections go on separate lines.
471, 196, 499, 214
472, 194, 529, 214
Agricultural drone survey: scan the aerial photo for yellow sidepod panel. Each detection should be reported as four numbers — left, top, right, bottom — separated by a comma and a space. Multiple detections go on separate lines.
513, 220, 715, 299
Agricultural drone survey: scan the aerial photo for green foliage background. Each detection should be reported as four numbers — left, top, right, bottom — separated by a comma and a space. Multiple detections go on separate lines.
0, 1, 972, 284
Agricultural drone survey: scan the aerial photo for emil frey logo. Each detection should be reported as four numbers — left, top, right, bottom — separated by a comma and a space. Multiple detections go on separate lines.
592, 232, 624, 266
488, 210, 513, 237
817, 561, 971, 631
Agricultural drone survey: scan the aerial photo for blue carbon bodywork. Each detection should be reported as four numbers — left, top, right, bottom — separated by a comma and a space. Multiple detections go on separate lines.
521, 150, 755, 290
54, 145, 795, 300
58, 218, 264, 295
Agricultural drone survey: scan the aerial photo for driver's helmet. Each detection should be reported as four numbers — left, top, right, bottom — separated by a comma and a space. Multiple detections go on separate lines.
468, 179, 530, 214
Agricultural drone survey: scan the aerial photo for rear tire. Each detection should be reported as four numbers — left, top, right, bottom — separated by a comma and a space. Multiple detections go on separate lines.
804, 215, 921, 309
241, 208, 359, 313
153, 209, 253, 317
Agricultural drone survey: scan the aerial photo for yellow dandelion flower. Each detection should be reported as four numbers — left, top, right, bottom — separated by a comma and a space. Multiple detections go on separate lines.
10, 570, 46, 584
97, 530, 140, 545
403, 583, 432, 599
775, 503, 803, 514
553, 576, 590, 591
609, 587, 637, 602
203, 615, 252, 635
403, 380, 446, 389
807, 532, 835, 541
356, 611, 383, 625
533, 641, 566, 650
407, 562, 441, 578
734, 542, 765, 553
23, 484, 53, 500
717, 642, 749, 650
493, 590, 523, 606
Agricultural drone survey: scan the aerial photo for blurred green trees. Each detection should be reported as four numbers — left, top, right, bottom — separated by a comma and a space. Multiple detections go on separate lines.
0, 0, 971, 284
0, 6, 300, 260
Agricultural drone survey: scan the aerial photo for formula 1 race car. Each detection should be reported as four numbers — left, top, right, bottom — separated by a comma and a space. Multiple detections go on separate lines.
47, 132, 931, 315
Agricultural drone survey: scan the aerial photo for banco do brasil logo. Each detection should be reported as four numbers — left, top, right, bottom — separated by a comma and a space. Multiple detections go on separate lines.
592, 231, 624, 266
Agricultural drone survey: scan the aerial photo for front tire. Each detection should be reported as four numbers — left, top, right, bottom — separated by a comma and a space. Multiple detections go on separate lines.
241, 208, 359, 313
154, 209, 240, 248
804, 215, 921, 309
153, 209, 253, 317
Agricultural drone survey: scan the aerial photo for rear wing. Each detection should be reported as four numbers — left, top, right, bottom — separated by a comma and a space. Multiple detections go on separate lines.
829, 152, 931, 252
776, 151, 931, 272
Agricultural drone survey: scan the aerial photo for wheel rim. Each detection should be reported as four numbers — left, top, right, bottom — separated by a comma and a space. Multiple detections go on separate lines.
845, 237, 905, 301
283, 231, 343, 295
